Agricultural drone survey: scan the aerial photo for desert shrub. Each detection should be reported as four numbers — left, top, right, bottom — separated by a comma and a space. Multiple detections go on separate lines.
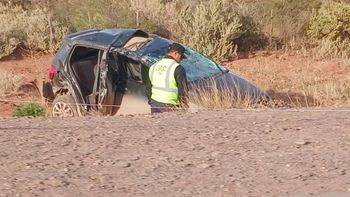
0, 3, 68, 56
53, 0, 158, 33
228, 2, 269, 52
177, 0, 243, 61
308, 2, 350, 57
0, 37, 20, 59
109, 0, 159, 33
23, 7, 69, 53
129, 0, 191, 39
55, 0, 113, 30
0, 3, 25, 59
0, 69, 22, 96
0, 0, 53, 9
234, 15, 268, 52
14, 103, 46, 117
252, 0, 322, 49
309, 37, 349, 59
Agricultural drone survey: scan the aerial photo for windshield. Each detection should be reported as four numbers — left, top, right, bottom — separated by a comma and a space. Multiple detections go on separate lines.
136, 36, 227, 82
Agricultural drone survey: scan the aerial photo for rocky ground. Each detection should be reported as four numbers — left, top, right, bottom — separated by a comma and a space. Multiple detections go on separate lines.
1, 109, 350, 197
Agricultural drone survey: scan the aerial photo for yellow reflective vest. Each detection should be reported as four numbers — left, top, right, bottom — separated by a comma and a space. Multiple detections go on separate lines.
149, 58, 180, 105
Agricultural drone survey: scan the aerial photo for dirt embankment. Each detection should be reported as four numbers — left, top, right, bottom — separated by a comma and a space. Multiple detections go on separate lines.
1, 109, 350, 197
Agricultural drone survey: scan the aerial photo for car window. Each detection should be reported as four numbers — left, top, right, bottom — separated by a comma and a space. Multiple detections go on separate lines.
181, 47, 228, 81
136, 37, 169, 65
136, 36, 227, 82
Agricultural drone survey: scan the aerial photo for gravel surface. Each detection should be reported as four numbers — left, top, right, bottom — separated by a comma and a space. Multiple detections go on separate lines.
0, 109, 350, 197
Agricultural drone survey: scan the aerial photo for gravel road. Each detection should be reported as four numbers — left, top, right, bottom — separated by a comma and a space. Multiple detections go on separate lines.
1, 109, 350, 197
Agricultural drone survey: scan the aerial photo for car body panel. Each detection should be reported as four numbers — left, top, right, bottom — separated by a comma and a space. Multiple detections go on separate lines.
66, 28, 148, 48
52, 29, 148, 72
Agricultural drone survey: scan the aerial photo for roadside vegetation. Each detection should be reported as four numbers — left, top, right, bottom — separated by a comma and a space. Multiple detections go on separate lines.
1, 0, 350, 109
190, 78, 254, 110
14, 103, 46, 117
0, 69, 22, 97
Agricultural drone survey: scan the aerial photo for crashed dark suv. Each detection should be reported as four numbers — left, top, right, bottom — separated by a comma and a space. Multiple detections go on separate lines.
44, 28, 269, 117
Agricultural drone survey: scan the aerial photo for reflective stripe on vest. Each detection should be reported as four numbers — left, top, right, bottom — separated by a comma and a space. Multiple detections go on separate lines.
149, 58, 180, 105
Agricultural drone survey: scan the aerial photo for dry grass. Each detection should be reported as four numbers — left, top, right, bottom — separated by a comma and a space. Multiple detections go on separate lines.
0, 69, 22, 97
0, 3, 24, 59
129, 0, 189, 39
227, 52, 350, 107
189, 78, 262, 110
0, 3, 68, 58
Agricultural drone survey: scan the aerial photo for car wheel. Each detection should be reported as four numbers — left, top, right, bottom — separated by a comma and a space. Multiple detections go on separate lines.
52, 95, 78, 117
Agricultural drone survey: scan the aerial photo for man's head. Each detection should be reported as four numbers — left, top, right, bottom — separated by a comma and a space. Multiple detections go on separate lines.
168, 43, 186, 63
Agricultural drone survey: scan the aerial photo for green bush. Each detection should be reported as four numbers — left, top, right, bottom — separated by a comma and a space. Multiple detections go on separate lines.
177, 0, 243, 61
308, 2, 350, 56
14, 103, 46, 117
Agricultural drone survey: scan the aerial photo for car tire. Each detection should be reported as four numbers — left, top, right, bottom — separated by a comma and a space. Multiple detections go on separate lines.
52, 95, 78, 117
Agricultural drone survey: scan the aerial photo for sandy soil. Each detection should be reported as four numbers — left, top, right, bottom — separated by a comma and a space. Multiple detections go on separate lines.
0, 109, 350, 197
1, 52, 350, 116
0, 54, 51, 116
224, 52, 350, 107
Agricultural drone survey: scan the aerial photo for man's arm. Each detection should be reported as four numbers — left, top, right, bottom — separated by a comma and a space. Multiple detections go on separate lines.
174, 66, 189, 108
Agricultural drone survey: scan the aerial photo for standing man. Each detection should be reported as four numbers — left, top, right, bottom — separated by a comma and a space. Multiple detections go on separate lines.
147, 43, 189, 113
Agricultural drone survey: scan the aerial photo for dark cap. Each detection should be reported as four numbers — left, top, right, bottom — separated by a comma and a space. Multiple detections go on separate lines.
169, 43, 187, 59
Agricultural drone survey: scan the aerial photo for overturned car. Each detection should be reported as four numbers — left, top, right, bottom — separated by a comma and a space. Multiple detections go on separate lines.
43, 28, 269, 117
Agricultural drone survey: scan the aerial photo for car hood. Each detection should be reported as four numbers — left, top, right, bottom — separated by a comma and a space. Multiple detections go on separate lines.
188, 71, 270, 102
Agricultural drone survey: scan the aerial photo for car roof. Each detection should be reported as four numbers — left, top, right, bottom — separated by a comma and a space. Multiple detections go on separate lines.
64, 28, 149, 49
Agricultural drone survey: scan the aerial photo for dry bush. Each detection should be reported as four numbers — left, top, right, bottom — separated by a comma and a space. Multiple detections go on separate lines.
129, 0, 191, 39
0, 3, 25, 59
0, 69, 22, 97
53, 0, 114, 30
177, 0, 243, 61
0, 3, 68, 57
0, 0, 53, 8
226, 1, 269, 52
130, 0, 265, 54
110, 0, 159, 33
52, 0, 158, 33
23, 7, 68, 53
308, 38, 350, 59
251, 0, 322, 49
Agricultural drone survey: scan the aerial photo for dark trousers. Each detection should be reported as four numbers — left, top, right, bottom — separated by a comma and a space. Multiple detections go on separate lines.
150, 100, 179, 113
